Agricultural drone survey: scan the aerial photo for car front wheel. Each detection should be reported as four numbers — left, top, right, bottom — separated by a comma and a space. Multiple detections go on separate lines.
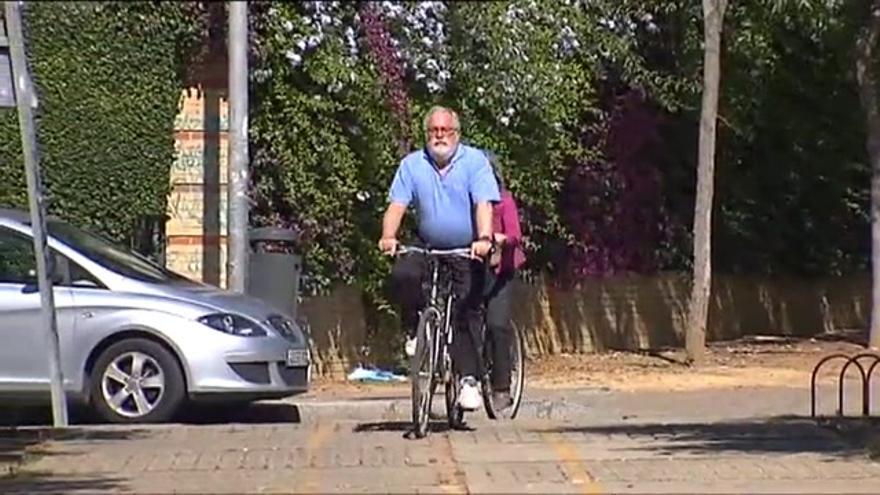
89, 338, 186, 423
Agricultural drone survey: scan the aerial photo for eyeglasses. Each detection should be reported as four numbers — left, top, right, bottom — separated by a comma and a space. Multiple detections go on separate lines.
426, 126, 458, 137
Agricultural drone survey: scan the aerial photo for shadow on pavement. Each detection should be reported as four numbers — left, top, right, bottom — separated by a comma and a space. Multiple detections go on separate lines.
823, 417, 880, 460
0, 474, 125, 494
353, 419, 479, 438
354, 420, 449, 433
537, 415, 878, 458
0, 428, 147, 493
176, 402, 302, 425
1, 401, 303, 428
0, 406, 91, 428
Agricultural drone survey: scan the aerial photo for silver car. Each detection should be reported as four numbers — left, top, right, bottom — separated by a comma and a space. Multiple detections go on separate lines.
0, 208, 310, 423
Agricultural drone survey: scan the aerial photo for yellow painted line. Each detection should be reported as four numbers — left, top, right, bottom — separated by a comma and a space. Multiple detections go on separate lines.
438, 434, 469, 494
549, 432, 603, 494
297, 422, 334, 493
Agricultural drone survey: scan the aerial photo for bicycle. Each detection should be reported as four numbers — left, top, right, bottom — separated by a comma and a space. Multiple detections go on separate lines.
399, 244, 526, 437
398, 245, 472, 438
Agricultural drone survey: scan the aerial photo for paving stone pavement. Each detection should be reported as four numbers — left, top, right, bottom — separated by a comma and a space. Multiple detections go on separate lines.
1, 385, 879, 493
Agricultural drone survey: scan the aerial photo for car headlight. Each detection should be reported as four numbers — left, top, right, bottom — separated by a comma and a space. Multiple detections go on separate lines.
266, 315, 303, 342
198, 313, 266, 337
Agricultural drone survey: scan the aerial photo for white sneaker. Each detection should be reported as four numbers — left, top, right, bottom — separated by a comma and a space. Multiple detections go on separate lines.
457, 376, 481, 411
404, 337, 417, 357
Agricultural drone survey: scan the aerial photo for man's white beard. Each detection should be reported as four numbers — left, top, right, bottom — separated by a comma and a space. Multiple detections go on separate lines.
428, 143, 454, 164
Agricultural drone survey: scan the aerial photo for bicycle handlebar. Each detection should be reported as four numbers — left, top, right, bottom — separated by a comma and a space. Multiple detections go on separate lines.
397, 245, 474, 259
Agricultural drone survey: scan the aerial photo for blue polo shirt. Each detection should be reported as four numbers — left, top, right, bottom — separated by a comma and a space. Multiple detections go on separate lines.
388, 144, 500, 248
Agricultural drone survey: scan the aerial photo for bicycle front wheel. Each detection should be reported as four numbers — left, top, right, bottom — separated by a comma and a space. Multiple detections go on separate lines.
445, 363, 464, 429
411, 307, 441, 438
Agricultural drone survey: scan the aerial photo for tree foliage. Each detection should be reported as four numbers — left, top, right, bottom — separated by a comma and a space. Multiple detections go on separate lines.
249, 2, 401, 303
0, 2, 207, 242
713, 0, 869, 276
0, 0, 873, 331
249, 0, 701, 295
644, 0, 871, 278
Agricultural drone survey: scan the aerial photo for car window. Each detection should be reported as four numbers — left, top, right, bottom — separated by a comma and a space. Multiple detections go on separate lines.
0, 226, 105, 289
0, 227, 37, 284
47, 220, 193, 285
65, 257, 104, 289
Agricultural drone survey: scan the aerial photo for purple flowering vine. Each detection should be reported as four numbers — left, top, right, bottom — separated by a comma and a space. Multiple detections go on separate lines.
561, 90, 668, 280
360, 2, 412, 156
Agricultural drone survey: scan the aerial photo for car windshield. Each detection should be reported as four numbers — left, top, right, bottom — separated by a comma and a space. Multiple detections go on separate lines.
47, 219, 192, 285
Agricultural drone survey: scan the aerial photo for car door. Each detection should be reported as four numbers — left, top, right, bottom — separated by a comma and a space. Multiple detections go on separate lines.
54, 252, 111, 386
0, 227, 77, 392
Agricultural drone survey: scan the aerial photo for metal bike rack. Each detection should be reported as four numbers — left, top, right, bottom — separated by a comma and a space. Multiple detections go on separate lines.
810, 352, 880, 418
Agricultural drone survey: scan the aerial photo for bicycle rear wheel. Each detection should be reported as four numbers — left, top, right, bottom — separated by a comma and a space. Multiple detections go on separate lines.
507, 326, 525, 418
411, 308, 440, 438
483, 325, 525, 420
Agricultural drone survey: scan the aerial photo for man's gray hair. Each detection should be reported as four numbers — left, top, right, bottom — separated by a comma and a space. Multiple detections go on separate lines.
422, 105, 460, 132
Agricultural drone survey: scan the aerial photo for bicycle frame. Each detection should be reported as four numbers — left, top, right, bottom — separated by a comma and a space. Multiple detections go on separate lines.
399, 245, 472, 381
424, 255, 457, 382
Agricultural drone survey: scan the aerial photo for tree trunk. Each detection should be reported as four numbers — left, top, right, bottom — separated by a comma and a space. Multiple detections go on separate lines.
686, 0, 729, 365
856, 0, 880, 350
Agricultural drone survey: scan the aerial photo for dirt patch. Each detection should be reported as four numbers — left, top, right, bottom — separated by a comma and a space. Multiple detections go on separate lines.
304, 379, 409, 399
305, 336, 874, 396
529, 337, 869, 392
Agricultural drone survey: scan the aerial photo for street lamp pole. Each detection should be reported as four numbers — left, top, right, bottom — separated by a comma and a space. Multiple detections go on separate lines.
227, 1, 249, 292
2, 1, 68, 427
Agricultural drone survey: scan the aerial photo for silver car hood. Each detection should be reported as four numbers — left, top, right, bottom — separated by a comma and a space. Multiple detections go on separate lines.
124, 280, 291, 321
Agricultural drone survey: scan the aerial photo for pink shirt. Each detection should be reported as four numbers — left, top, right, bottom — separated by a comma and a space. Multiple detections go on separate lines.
492, 190, 526, 274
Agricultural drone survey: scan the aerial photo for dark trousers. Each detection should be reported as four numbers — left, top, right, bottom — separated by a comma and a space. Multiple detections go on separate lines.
390, 253, 486, 378
485, 271, 514, 391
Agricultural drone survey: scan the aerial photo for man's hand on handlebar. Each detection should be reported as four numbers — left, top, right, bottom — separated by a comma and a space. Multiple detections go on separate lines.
471, 237, 494, 259
378, 237, 399, 256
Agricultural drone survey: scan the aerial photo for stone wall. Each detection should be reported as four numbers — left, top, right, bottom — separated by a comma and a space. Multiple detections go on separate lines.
165, 46, 230, 288
300, 272, 871, 378
165, 88, 230, 288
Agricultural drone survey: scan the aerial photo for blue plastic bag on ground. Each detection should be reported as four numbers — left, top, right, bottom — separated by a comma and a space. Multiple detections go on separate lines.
347, 365, 407, 382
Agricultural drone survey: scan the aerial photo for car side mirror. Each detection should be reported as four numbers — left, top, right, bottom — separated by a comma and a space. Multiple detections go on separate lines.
21, 265, 64, 293
22, 270, 38, 293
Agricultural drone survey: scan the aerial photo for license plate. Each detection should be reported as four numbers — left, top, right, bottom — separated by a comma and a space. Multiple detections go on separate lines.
286, 349, 309, 367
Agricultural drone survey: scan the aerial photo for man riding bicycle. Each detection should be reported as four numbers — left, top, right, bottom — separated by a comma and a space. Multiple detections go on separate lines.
379, 105, 499, 412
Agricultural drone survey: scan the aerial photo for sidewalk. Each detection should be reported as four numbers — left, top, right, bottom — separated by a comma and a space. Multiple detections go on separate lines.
2, 335, 877, 493
292, 378, 857, 424
1, 383, 877, 493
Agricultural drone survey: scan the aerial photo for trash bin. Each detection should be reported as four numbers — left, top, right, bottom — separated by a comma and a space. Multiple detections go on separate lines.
247, 227, 302, 318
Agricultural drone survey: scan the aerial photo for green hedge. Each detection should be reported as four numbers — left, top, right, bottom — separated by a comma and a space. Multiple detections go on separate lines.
0, 2, 203, 242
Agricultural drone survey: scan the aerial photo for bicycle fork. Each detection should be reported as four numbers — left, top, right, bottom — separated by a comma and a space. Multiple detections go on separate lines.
441, 293, 454, 382
427, 264, 456, 383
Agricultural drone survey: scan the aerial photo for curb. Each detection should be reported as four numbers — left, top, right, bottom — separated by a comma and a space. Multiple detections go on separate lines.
289, 392, 600, 424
